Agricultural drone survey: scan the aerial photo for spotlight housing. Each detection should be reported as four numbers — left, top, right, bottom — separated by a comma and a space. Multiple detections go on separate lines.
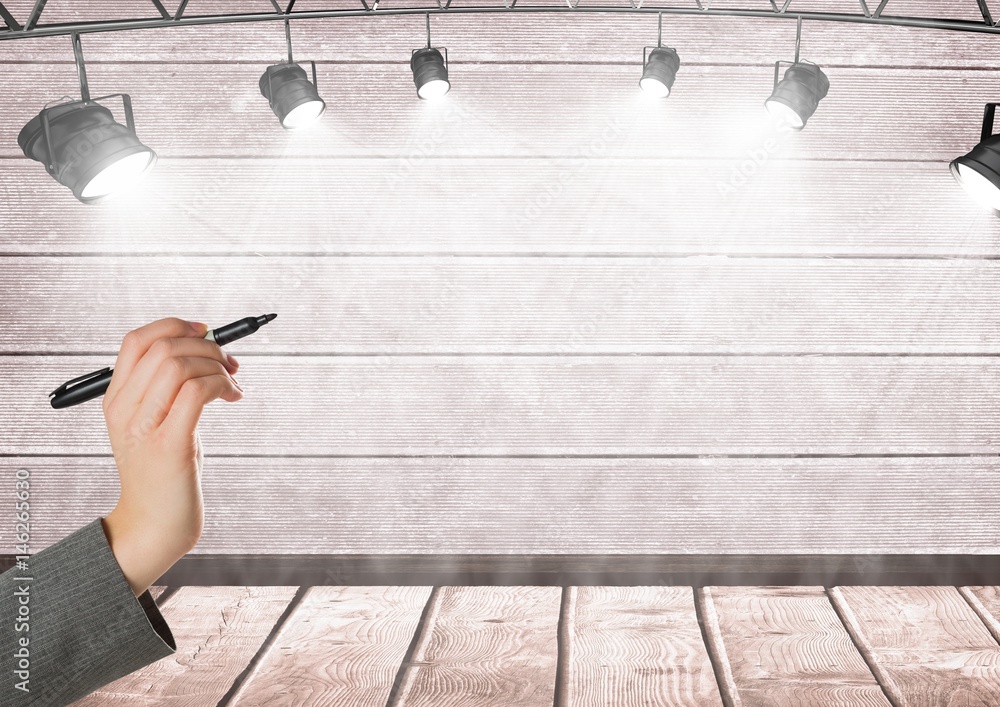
259, 62, 326, 129
951, 102, 1000, 211
18, 97, 156, 204
764, 61, 829, 130
411, 47, 450, 99
639, 46, 681, 97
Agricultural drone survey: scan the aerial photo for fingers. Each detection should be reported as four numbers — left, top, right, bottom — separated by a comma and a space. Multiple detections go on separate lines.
105, 318, 206, 409
130, 356, 242, 435
161, 373, 244, 439
106, 336, 238, 424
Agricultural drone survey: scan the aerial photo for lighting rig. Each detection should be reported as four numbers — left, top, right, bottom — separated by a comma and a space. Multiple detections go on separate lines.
9, 6, 1000, 213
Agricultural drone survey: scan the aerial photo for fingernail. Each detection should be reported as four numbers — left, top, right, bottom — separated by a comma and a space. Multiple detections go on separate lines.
225, 352, 239, 368
232, 377, 244, 392
191, 321, 207, 334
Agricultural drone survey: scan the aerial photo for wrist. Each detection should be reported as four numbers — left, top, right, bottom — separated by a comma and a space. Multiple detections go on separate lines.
101, 507, 194, 597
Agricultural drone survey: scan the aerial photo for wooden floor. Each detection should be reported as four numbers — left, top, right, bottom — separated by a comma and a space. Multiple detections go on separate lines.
67, 584, 1000, 706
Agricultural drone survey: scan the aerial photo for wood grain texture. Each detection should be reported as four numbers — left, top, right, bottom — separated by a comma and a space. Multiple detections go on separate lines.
7, 256, 1000, 353
70, 586, 298, 706
958, 587, 1000, 647
0, 63, 995, 161
564, 586, 723, 706
708, 586, 889, 706
831, 586, 1000, 706
8, 355, 1000, 455
228, 585, 433, 706
0, 6, 992, 66
390, 586, 561, 706
1, 160, 993, 257
7, 456, 999, 555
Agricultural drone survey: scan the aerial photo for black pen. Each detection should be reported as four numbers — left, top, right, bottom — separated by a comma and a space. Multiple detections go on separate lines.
49, 314, 277, 410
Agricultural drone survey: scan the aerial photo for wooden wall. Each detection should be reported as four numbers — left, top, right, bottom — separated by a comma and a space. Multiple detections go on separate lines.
3, 2, 1000, 555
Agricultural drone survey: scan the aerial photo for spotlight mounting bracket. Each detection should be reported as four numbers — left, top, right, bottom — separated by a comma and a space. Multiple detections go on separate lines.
263, 59, 321, 112
410, 45, 449, 70
642, 43, 679, 66
771, 57, 820, 93
37, 93, 137, 175
979, 102, 1000, 143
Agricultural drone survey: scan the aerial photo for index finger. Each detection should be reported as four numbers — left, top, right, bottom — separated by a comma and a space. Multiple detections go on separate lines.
105, 317, 208, 407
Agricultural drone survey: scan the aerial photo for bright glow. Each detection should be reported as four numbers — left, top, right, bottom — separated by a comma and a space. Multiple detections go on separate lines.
282, 100, 325, 129
639, 77, 670, 98
765, 99, 804, 129
956, 163, 1000, 210
80, 151, 155, 199
417, 79, 450, 99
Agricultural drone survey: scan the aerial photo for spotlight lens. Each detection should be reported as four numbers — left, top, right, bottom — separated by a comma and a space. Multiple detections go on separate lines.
281, 100, 326, 129
765, 99, 804, 129
417, 78, 450, 100
80, 150, 155, 199
956, 163, 1000, 210
639, 77, 670, 98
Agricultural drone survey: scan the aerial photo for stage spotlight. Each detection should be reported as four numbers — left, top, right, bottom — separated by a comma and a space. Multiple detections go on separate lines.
18, 33, 155, 204
411, 48, 450, 99
639, 15, 680, 97
764, 17, 828, 130
18, 101, 155, 203
951, 102, 1000, 211
640, 47, 680, 97
259, 18, 325, 129
411, 14, 450, 100
260, 63, 326, 129
765, 62, 829, 130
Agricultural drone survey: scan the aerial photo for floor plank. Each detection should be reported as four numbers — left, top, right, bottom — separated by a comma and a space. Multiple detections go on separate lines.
564, 586, 723, 706
1, 63, 996, 161
708, 586, 890, 706
1, 7, 993, 66
830, 586, 1000, 705
2, 160, 992, 257
9, 356, 1000, 456
227, 586, 433, 706
6, 256, 1000, 354
8, 457, 1000, 555
958, 587, 1000, 647
390, 586, 561, 706
70, 586, 298, 706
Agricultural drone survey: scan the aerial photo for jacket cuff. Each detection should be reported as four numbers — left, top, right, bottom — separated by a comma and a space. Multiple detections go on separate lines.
4, 517, 177, 705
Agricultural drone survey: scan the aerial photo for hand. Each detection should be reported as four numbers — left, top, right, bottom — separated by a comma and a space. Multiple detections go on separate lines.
99, 317, 243, 596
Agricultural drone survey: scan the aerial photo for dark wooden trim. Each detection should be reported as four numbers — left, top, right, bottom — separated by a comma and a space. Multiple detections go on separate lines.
5, 554, 999, 586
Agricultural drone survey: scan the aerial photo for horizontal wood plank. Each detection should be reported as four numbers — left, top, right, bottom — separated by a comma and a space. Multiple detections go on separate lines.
391, 586, 561, 707
71, 586, 298, 706
831, 586, 1000, 705
5, 256, 1000, 353
2, 160, 994, 257
565, 586, 723, 706
6, 355, 1000, 455
0, 63, 994, 160
228, 586, 433, 706
0, 7, 993, 66
6, 456, 1000, 553
708, 586, 889, 706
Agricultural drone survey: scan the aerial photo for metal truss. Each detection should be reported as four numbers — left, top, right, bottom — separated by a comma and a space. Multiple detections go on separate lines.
3, 0, 1000, 39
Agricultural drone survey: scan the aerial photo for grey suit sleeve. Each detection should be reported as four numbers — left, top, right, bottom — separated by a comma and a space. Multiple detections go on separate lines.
1, 517, 177, 706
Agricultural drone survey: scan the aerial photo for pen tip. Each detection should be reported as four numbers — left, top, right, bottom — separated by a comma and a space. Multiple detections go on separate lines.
265, 313, 277, 322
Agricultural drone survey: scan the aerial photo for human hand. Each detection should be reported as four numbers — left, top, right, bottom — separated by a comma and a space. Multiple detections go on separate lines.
99, 317, 243, 596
